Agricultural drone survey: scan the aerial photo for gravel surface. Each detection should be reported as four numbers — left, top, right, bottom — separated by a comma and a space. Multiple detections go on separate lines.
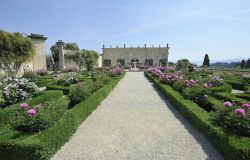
51, 72, 223, 160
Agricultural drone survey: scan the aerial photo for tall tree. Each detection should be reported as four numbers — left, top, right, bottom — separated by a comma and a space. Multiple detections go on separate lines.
240, 59, 245, 69
0, 30, 34, 74
81, 50, 99, 71
202, 54, 210, 67
245, 58, 250, 68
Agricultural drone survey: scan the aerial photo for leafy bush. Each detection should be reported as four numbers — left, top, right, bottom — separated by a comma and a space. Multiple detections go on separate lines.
160, 73, 183, 86
243, 75, 250, 84
173, 80, 185, 93
1, 77, 39, 106
182, 84, 211, 110
11, 97, 68, 132
69, 81, 93, 106
54, 72, 79, 87
35, 69, 47, 75
213, 102, 250, 137
109, 67, 123, 77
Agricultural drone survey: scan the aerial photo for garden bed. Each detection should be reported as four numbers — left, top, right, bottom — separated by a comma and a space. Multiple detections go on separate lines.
145, 72, 250, 160
0, 72, 125, 160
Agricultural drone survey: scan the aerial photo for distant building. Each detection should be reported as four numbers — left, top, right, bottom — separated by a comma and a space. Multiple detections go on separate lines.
102, 44, 169, 67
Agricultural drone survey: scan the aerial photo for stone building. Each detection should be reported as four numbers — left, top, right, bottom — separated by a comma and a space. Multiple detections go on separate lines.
102, 44, 169, 67
6, 33, 47, 74
27, 34, 47, 71
56, 40, 102, 71
56, 40, 81, 71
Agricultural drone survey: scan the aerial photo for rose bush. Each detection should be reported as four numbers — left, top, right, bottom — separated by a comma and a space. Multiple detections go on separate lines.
11, 98, 68, 132
213, 102, 250, 137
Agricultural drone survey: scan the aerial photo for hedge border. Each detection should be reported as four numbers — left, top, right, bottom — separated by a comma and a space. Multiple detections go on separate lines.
46, 85, 70, 95
0, 72, 125, 160
214, 92, 247, 105
145, 72, 250, 160
226, 80, 247, 90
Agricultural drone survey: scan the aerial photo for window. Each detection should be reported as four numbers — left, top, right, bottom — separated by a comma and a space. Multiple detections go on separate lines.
145, 59, 153, 66
103, 59, 111, 66
159, 59, 167, 66
117, 59, 125, 66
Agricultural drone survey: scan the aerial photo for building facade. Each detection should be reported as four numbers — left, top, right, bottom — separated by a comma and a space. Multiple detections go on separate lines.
102, 44, 169, 67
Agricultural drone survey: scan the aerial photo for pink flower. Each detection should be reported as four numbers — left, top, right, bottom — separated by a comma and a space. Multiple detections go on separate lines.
204, 95, 208, 99
235, 108, 245, 117
242, 103, 250, 110
26, 109, 37, 117
20, 103, 28, 109
224, 101, 233, 107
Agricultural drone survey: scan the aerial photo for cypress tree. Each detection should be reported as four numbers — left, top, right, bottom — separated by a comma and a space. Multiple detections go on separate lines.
245, 58, 250, 68
240, 59, 245, 69
202, 54, 210, 67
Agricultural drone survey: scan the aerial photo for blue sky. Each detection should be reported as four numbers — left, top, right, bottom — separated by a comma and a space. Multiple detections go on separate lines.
1, 0, 250, 62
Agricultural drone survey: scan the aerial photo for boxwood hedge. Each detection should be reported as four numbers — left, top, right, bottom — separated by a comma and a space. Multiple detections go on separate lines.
0, 72, 125, 160
145, 72, 250, 160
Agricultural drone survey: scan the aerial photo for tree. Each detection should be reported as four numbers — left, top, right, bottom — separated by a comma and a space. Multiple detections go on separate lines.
81, 50, 99, 71
0, 30, 34, 74
245, 58, 250, 69
240, 59, 245, 69
176, 59, 191, 70
202, 54, 210, 67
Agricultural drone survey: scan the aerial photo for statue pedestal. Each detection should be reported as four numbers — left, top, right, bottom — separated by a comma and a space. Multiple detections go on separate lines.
132, 62, 138, 71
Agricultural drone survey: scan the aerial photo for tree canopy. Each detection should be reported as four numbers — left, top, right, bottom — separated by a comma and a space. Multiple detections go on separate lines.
176, 59, 191, 70
81, 50, 99, 71
0, 30, 34, 74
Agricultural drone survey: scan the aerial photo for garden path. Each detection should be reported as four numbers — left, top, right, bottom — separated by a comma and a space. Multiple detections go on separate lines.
51, 72, 222, 160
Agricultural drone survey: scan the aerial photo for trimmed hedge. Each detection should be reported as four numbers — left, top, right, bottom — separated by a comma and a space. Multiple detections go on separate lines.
234, 93, 250, 101
0, 72, 125, 160
46, 85, 70, 95
206, 96, 225, 111
209, 82, 232, 93
145, 72, 250, 160
226, 80, 246, 90
244, 86, 250, 94
34, 79, 54, 87
0, 90, 63, 127
214, 92, 247, 105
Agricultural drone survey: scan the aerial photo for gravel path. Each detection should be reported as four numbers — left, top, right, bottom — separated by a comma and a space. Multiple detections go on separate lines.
51, 72, 223, 160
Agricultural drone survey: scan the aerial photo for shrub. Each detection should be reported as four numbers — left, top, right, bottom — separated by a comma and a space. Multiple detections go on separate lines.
35, 69, 47, 75
160, 73, 183, 86
213, 102, 250, 137
11, 97, 68, 132
1, 77, 39, 106
173, 80, 185, 93
209, 82, 232, 93
54, 72, 79, 87
69, 81, 93, 106
182, 84, 211, 111
62, 68, 79, 72
243, 74, 250, 84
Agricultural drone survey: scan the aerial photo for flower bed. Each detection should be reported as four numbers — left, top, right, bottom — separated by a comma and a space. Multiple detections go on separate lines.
145, 72, 250, 160
0, 77, 39, 108
0, 72, 125, 160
